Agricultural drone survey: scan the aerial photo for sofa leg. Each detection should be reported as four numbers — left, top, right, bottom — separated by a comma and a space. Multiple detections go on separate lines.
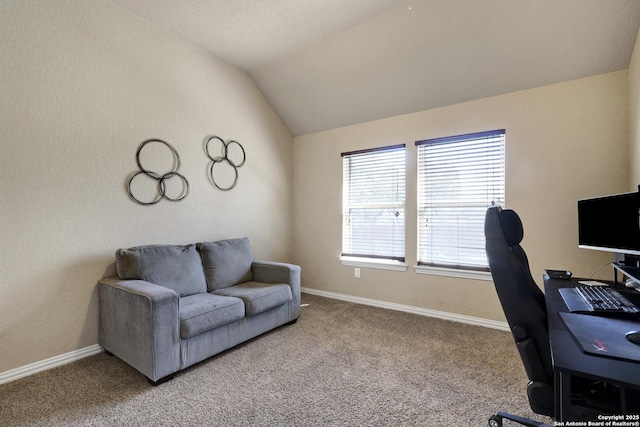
147, 374, 175, 386
286, 318, 298, 325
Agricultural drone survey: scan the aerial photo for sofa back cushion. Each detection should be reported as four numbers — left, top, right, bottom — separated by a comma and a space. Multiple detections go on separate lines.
197, 238, 254, 291
116, 244, 207, 297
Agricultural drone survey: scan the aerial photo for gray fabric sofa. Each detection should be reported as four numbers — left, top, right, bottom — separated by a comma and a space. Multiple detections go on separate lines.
98, 237, 301, 384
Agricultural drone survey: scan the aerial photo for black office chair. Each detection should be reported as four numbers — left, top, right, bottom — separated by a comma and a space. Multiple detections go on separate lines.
484, 206, 621, 427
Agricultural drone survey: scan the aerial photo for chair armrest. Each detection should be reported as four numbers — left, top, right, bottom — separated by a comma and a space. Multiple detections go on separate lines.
252, 261, 301, 299
98, 277, 180, 382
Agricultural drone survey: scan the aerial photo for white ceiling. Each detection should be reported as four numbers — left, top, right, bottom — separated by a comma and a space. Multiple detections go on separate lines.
108, 0, 640, 136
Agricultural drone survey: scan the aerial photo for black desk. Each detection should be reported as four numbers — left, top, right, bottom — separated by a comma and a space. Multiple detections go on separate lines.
544, 276, 640, 421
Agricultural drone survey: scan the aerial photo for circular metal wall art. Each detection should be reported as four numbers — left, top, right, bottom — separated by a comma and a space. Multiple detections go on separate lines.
205, 136, 246, 191
127, 139, 190, 205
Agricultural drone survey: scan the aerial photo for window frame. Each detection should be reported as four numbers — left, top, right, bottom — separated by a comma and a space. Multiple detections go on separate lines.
414, 129, 505, 279
340, 144, 407, 271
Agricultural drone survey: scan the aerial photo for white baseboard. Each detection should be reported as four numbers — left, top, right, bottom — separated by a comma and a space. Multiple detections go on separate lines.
301, 287, 510, 331
0, 344, 103, 385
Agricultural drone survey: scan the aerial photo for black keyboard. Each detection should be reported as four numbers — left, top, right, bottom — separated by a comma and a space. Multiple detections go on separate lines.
559, 286, 640, 317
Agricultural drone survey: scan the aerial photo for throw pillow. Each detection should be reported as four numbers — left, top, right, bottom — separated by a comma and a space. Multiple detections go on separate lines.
116, 244, 207, 297
197, 238, 254, 291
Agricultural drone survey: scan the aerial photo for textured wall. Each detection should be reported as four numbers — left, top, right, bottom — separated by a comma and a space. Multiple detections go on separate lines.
293, 71, 629, 322
0, 0, 293, 373
630, 28, 640, 191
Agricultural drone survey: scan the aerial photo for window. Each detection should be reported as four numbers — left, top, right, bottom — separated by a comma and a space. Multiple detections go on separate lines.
341, 144, 406, 263
416, 130, 505, 271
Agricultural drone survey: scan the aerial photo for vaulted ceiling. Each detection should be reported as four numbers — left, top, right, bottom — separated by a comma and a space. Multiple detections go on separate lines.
108, 0, 640, 136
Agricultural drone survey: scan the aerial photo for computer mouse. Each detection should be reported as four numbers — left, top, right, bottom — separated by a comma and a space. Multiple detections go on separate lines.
625, 330, 640, 345
625, 280, 640, 288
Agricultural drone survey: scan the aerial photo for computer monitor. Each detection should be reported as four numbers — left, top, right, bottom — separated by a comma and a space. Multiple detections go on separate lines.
578, 191, 640, 258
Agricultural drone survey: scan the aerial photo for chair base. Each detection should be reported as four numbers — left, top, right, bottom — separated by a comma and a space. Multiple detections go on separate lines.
488, 412, 552, 427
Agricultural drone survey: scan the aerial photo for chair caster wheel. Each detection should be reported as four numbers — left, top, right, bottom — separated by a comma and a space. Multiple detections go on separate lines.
489, 415, 502, 427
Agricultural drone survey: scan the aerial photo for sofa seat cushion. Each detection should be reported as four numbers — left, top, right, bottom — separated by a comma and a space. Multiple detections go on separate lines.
197, 238, 254, 291
116, 244, 207, 297
213, 282, 292, 316
179, 293, 244, 339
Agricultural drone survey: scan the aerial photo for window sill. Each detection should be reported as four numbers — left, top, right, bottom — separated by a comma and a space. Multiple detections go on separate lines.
413, 265, 493, 281
340, 257, 408, 272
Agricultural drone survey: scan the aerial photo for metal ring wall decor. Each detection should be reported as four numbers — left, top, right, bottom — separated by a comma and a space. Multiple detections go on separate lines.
205, 136, 246, 191
127, 139, 190, 205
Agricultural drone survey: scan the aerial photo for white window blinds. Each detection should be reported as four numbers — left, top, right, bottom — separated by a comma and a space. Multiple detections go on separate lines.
342, 144, 406, 261
416, 130, 505, 270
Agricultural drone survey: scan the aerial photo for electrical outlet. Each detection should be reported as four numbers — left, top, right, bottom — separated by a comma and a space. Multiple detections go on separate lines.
355, 268, 360, 278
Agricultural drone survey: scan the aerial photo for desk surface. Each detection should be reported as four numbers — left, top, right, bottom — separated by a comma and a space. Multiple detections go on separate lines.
544, 277, 640, 389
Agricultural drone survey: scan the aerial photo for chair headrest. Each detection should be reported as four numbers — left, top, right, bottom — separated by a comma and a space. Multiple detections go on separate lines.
499, 209, 524, 247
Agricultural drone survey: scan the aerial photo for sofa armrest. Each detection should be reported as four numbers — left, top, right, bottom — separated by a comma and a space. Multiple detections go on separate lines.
252, 261, 301, 299
98, 277, 180, 382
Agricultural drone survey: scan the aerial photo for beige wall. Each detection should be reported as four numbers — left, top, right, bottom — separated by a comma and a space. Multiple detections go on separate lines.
0, 1, 293, 373
630, 28, 640, 190
293, 71, 629, 321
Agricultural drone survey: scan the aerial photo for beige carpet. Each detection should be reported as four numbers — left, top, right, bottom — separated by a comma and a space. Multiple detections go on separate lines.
0, 294, 550, 426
